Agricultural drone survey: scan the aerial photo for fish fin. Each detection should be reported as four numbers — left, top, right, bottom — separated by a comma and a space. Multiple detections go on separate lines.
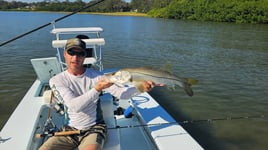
184, 84, 194, 96
160, 63, 173, 74
183, 78, 198, 96
186, 78, 198, 85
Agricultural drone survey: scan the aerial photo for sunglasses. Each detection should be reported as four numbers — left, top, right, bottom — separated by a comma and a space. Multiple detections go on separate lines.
67, 49, 86, 57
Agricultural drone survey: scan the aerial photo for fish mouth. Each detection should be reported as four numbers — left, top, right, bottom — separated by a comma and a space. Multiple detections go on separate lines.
105, 70, 132, 84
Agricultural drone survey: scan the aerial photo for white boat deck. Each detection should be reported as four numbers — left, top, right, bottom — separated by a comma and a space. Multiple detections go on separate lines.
0, 80, 43, 149
131, 93, 203, 149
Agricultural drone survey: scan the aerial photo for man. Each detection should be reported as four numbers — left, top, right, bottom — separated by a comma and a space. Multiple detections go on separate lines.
39, 38, 155, 150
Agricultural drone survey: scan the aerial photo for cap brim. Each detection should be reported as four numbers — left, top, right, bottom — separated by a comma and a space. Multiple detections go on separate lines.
66, 46, 85, 51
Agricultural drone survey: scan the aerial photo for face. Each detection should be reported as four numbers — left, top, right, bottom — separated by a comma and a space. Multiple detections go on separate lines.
64, 48, 86, 74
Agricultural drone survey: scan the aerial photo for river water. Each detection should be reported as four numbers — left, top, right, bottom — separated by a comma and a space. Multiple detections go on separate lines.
0, 11, 268, 150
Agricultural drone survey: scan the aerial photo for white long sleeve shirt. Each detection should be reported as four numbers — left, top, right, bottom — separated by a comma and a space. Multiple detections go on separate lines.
49, 68, 139, 130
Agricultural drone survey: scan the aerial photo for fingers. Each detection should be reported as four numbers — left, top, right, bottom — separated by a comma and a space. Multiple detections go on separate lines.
155, 83, 165, 86
142, 80, 155, 92
95, 78, 114, 92
142, 80, 166, 92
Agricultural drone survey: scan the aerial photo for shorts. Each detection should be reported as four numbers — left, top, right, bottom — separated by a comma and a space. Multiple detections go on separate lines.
39, 124, 107, 150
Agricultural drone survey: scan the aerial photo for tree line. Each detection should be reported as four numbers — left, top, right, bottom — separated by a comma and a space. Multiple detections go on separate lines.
0, 0, 267, 23
147, 0, 268, 24
0, 0, 131, 12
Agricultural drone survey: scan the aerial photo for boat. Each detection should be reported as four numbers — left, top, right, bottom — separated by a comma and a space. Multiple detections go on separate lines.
0, 25, 204, 150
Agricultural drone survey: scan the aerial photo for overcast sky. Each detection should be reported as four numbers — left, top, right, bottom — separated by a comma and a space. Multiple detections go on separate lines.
7, 0, 131, 3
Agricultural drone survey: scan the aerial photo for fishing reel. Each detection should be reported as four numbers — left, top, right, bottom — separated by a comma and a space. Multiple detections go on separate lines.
43, 90, 65, 116
49, 102, 65, 116
35, 117, 60, 138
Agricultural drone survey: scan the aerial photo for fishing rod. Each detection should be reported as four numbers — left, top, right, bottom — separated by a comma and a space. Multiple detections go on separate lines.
108, 114, 266, 129
35, 114, 265, 138
0, 0, 105, 47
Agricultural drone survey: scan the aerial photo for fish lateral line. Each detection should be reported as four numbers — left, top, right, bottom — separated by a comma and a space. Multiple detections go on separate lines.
124, 70, 195, 84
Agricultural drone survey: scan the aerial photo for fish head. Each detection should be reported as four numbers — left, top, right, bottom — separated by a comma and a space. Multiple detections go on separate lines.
108, 70, 132, 84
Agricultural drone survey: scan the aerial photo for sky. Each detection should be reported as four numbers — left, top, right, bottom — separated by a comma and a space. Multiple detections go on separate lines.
7, 0, 131, 3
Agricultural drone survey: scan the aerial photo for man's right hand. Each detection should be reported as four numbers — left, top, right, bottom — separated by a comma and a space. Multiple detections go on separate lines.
94, 78, 114, 92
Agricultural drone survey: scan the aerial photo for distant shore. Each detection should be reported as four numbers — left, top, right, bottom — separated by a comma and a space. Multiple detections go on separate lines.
85, 12, 148, 17
5, 10, 149, 17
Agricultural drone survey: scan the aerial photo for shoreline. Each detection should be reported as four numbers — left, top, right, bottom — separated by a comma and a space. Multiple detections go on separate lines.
89, 12, 148, 17
1, 10, 148, 17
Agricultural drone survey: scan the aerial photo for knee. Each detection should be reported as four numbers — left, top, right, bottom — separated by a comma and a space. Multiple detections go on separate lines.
38, 147, 46, 150
83, 144, 100, 150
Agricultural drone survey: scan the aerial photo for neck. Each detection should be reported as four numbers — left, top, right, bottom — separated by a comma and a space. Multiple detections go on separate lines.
68, 67, 86, 76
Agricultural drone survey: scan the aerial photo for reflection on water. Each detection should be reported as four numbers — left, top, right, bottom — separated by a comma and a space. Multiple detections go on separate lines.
0, 11, 268, 150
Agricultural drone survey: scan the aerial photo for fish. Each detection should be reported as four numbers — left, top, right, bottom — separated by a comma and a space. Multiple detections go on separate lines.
105, 67, 198, 96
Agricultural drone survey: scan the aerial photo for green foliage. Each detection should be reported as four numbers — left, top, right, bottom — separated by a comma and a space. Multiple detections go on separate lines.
130, 0, 154, 13
0, 0, 130, 12
89, 0, 130, 12
0, 0, 28, 10
148, 0, 268, 23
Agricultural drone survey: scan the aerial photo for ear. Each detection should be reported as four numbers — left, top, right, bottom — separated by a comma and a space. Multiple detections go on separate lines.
63, 50, 67, 58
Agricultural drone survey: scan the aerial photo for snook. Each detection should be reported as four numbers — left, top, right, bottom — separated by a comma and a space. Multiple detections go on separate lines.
105, 67, 198, 96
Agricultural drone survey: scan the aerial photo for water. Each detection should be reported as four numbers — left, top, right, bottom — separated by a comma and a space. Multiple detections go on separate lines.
0, 11, 268, 150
